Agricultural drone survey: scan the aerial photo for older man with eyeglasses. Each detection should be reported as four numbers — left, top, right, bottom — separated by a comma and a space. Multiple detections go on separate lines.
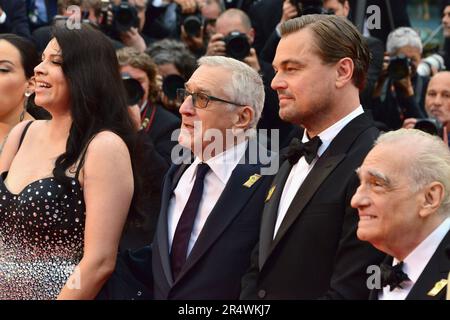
150, 55, 275, 299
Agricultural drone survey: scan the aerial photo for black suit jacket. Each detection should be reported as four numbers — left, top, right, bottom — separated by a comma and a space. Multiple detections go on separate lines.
144, 104, 181, 166
241, 113, 386, 300
248, 0, 282, 55
370, 230, 450, 300
0, 0, 31, 38
152, 145, 273, 299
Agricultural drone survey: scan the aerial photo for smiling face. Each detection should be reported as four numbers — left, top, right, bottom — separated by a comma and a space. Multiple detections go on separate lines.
0, 40, 28, 120
34, 39, 71, 113
351, 143, 425, 254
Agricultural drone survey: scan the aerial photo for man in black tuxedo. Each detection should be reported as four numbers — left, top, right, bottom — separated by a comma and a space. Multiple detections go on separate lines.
0, 0, 31, 38
352, 129, 450, 300
152, 55, 274, 299
240, 14, 385, 300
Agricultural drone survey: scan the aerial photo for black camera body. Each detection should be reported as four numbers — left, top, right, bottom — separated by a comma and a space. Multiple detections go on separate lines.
176, 5, 203, 38
111, 0, 139, 32
388, 54, 411, 81
122, 73, 144, 106
223, 31, 251, 61
414, 118, 444, 138
289, 0, 331, 15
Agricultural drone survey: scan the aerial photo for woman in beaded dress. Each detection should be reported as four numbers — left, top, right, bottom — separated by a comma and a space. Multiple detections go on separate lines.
0, 24, 136, 299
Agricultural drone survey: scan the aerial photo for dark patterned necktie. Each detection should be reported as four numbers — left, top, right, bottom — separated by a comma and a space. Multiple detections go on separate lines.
170, 163, 210, 280
380, 261, 411, 291
286, 136, 323, 165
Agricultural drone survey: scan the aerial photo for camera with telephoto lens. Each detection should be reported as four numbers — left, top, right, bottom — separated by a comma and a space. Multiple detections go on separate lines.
388, 54, 412, 81
417, 53, 446, 77
223, 31, 251, 61
289, 0, 332, 16
414, 118, 444, 138
100, 0, 139, 33
176, 5, 203, 37
122, 73, 144, 106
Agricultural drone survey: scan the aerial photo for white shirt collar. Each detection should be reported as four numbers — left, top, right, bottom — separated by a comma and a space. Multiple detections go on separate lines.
191, 140, 248, 185
302, 106, 364, 157
394, 218, 450, 284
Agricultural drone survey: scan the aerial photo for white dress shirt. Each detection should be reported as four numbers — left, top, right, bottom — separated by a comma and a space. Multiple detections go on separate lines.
168, 140, 248, 256
379, 218, 450, 300
0, 11, 6, 24
273, 106, 364, 238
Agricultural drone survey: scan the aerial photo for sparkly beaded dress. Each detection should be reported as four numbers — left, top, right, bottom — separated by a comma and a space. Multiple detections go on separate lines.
0, 122, 86, 299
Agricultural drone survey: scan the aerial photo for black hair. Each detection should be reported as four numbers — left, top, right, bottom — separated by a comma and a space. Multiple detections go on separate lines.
50, 24, 137, 193
0, 33, 39, 79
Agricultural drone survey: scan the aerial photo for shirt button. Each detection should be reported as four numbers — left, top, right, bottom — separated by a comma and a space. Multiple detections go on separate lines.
258, 289, 266, 299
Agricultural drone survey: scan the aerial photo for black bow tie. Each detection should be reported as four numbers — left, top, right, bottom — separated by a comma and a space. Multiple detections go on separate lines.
380, 261, 411, 291
286, 136, 323, 165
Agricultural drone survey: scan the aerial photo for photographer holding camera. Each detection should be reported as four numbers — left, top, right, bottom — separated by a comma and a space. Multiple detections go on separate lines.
205, 8, 260, 72
371, 27, 428, 130
99, 0, 148, 52
402, 71, 450, 145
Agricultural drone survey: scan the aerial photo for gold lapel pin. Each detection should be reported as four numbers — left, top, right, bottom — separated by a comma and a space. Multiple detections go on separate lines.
243, 174, 261, 188
265, 185, 276, 202
427, 279, 448, 297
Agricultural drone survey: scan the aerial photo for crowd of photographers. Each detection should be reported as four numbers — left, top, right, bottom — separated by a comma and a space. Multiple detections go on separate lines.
2, 0, 450, 247
2, 0, 450, 142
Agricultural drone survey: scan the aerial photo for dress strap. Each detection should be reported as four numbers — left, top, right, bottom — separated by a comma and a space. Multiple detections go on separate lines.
18, 121, 34, 151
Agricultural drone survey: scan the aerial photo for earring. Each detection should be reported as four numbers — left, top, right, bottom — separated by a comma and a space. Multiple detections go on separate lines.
25, 91, 32, 98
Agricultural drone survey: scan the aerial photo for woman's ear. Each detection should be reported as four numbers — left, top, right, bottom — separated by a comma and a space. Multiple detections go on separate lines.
25, 76, 36, 97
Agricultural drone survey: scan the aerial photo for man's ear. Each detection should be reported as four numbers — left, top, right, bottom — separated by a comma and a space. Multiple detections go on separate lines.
234, 106, 254, 130
419, 181, 445, 218
335, 57, 354, 89
248, 28, 255, 45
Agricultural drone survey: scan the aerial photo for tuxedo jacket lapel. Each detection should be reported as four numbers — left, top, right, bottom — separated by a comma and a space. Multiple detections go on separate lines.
260, 113, 375, 269
259, 161, 292, 268
406, 230, 450, 300
271, 153, 345, 249
175, 162, 266, 282
155, 163, 190, 286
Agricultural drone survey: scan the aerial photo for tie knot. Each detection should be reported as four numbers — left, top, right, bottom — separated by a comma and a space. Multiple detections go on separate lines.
286, 136, 323, 165
195, 163, 210, 181
380, 261, 411, 291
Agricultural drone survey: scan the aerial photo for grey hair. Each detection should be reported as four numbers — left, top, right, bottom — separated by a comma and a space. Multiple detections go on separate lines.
386, 27, 423, 54
197, 56, 264, 130
217, 8, 252, 31
375, 129, 450, 216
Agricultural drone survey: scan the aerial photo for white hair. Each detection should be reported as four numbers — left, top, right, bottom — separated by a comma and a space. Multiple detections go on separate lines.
376, 129, 450, 216
197, 56, 264, 130
386, 27, 423, 54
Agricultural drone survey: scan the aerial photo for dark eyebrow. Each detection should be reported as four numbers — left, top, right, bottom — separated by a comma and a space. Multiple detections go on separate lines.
41, 53, 62, 60
273, 59, 305, 70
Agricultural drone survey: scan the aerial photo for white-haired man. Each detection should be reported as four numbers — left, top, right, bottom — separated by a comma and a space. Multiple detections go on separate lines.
352, 129, 450, 300
151, 56, 274, 299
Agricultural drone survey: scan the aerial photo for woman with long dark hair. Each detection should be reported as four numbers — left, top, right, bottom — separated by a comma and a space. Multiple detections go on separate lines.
0, 24, 136, 299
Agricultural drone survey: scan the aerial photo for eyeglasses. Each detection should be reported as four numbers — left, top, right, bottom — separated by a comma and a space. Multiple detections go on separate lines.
176, 88, 245, 109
